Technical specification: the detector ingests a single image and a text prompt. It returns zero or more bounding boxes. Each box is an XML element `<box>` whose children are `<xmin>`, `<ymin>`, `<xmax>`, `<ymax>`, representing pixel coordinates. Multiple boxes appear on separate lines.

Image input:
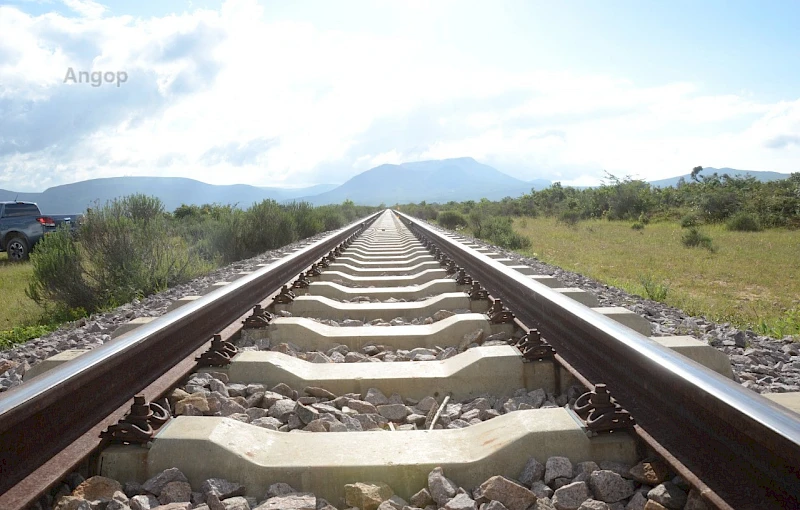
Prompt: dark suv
<box><xmin>0</xmin><ymin>201</ymin><xmax>55</xmax><ymax>261</ymax></box>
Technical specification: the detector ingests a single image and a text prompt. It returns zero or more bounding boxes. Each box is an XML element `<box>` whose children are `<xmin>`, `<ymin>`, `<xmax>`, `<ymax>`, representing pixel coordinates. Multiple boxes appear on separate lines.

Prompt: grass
<box><xmin>0</xmin><ymin>253</ymin><xmax>44</xmax><ymax>329</ymax></box>
<box><xmin>0</xmin><ymin>252</ymin><xmax>61</xmax><ymax>349</ymax></box>
<box><xmin>513</xmin><ymin>217</ymin><xmax>800</xmax><ymax>339</ymax></box>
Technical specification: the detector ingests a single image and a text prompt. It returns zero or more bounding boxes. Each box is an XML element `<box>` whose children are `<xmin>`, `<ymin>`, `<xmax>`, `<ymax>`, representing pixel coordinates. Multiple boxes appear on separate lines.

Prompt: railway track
<box><xmin>1</xmin><ymin>210</ymin><xmax>799</xmax><ymax>510</ymax></box>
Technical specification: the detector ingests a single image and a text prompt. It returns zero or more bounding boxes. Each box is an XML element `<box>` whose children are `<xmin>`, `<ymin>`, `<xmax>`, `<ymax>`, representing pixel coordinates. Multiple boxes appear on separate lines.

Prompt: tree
<box><xmin>691</xmin><ymin>166</ymin><xmax>703</xmax><ymax>182</ymax></box>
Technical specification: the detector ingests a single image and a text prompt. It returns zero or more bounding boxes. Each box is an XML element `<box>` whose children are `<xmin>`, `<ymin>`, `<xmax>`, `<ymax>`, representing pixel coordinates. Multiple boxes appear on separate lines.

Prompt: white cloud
<box><xmin>62</xmin><ymin>0</ymin><xmax>107</xmax><ymax>19</ymax></box>
<box><xmin>1</xmin><ymin>0</ymin><xmax>799</xmax><ymax>193</ymax></box>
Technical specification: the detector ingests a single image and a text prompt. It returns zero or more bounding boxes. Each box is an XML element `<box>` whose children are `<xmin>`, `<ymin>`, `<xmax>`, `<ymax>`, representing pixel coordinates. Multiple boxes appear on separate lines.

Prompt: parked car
<box><xmin>0</xmin><ymin>201</ymin><xmax>80</xmax><ymax>261</ymax></box>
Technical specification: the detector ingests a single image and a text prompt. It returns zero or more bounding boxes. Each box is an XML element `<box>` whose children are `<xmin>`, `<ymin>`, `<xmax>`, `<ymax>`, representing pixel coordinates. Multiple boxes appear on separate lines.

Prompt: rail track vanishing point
<box><xmin>0</xmin><ymin>210</ymin><xmax>798</xmax><ymax>510</ymax></box>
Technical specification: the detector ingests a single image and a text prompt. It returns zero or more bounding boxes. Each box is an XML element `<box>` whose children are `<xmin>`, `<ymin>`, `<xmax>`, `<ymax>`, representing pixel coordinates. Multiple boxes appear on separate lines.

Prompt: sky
<box><xmin>1</xmin><ymin>0</ymin><xmax>799</xmax><ymax>192</ymax></box>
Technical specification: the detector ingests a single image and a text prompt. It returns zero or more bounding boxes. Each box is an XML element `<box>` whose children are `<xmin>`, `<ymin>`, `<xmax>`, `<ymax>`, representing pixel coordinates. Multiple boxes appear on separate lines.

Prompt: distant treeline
<box><xmin>398</xmin><ymin>169</ymin><xmax>800</xmax><ymax>230</ymax></box>
<box><xmin>28</xmin><ymin>195</ymin><xmax>378</xmax><ymax>316</ymax></box>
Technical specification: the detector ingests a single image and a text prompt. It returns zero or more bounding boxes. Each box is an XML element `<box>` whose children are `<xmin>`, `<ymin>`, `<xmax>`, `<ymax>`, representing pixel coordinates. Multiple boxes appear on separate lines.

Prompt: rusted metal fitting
<box><xmin>455</xmin><ymin>268</ymin><xmax>473</xmax><ymax>285</ymax></box>
<box><xmin>272</xmin><ymin>285</ymin><xmax>296</xmax><ymax>304</ymax></box>
<box><xmin>468</xmin><ymin>282</ymin><xmax>489</xmax><ymax>300</ymax></box>
<box><xmin>488</xmin><ymin>299</ymin><xmax>515</xmax><ymax>324</ymax></box>
<box><xmin>242</xmin><ymin>304</ymin><xmax>273</xmax><ymax>330</ymax></box>
<box><xmin>291</xmin><ymin>272</ymin><xmax>311</xmax><ymax>290</ymax></box>
<box><xmin>445</xmin><ymin>260</ymin><xmax>458</xmax><ymax>274</ymax></box>
<box><xmin>307</xmin><ymin>263</ymin><xmax>322</xmax><ymax>277</ymax></box>
<box><xmin>196</xmin><ymin>334</ymin><xmax>238</xmax><ymax>367</ymax></box>
<box><xmin>100</xmin><ymin>395</ymin><xmax>170</xmax><ymax>444</ymax></box>
<box><xmin>319</xmin><ymin>255</ymin><xmax>334</xmax><ymax>268</ymax></box>
<box><xmin>516</xmin><ymin>329</ymin><xmax>556</xmax><ymax>360</ymax></box>
<box><xmin>574</xmin><ymin>384</ymin><xmax>635</xmax><ymax>433</ymax></box>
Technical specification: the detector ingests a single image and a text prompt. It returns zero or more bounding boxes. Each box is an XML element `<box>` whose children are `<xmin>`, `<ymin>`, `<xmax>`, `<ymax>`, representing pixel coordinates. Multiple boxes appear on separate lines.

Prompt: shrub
<box><xmin>754</xmin><ymin>307</ymin><xmax>800</xmax><ymax>338</ymax></box>
<box><xmin>680</xmin><ymin>214</ymin><xmax>699</xmax><ymax>228</ymax></box>
<box><xmin>557</xmin><ymin>210</ymin><xmax>581</xmax><ymax>226</ymax></box>
<box><xmin>468</xmin><ymin>209</ymin><xmax>486</xmax><ymax>237</ymax></box>
<box><xmin>699</xmin><ymin>190</ymin><xmax>740</xmax><ymax>222</ymax></box>
<box><xmin>438</xmin><ymin>210</ymin><xmax>468</xmax><ymax>229</ymax></box>
<box><xmin>285</xmin><ymin>201</ymin><xmax>323</xmax><ymax>239</ymax></box>
<box><xmin>173</xmin><ymin>203</ymin><xmax>200</xmax><ymax>220</ymax></box>
<box><xmin>631</xmin><ymin>222</ymin><xmax>644</xmax><ymax>230</ymax></box>
<box><xmin>26</xmin><ymin>195</ymin><xmax>379</xmax><ymax>318</ymax></box>
<box><xmin>26</xmin><ymin>226</ymin><xmax>98</xmax><ymax>311</ymax></box>
<box><xmin>726</xmin><ymin>212</ymin><xmax>762</xmax><ymax>232</ymax></box>
<box><xmin>80</xmin><ymin>195</ymin><xmax>211</xmax><ymax>306</ymax></box>
<box><xmin>0</xmin><ymin>324</ymin><xmax>56</xmax><ymax>350</ymax></box>
<box><xmin>681</xmin><ymin>227</ymin><xmax>715</xmax><ymax>252</ymax></box>
<box><xmin>317</xmin><ymin>206</ymin><xmax>347</xmax><ymax>231</ymax></box>
<box><xmin>639</xmin><ymin>274</ymin><xmax>669</xmax><ymax>302</ymax></box>
<box><xmin>478</xmin><ymin>216</ymin><xmax>532</xmax><ymax>250</ymax></box>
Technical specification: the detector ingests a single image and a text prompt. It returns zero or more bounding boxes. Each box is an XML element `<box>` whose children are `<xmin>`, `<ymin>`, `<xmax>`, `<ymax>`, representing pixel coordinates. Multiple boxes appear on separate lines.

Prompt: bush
<box><xmin>438</xmin><ymin>210</ymin><xmax>468</xmax><ymax>229</ymax></box>
<box><xmin>557</xmin><ymin>210</ymin><xmax>581</xmax><ymax>226</ymax></box>
<box><xmin>631</xmin><ymin>222</ymin><xmax>644</xmax><ymax>230</ymax></box>
<box><xmin>478</xmin><ymin>216</ymin><xmax>531</xmax><ymax>250</ymax></box>
<box><xmin>317</xmin><ymin>206</ymin><xmax>347</xmax><ymax>231</ymax></box>
<box><xmin>26</xmin><ymin>194</ymin><xmax>379</xmax><ymax>320</ymax></box>
<box><xmin>285</xmin><ymin>201</ymin><xmax>323</xmax><ymax>239</ymax></box>
<box><xmin>0</xmin><ymin>324</ymin><xmax>56</xmax><ymax>350</ymax></box>
<box><xmin>699</xmin><ymin>190</ymin><xmax>740</xmax><ymax>222</ymax></box>
<box><xmin>78</xmin><ymin>195</ymin><xmax>211</xmax><ymax>307</ymax></box>
<box><xmin>639</xmin><ymin>275</ymin><xmax>669</xmax><ymax>302</ymax></box>
<box><xmin>681</xmin><ymin>227</ymin><xmax>715</xmax><ymax>252</ymax></box>
<box><xmin>26</xmin><ymin>226</ymin><xmax>98</xmax><ymax>311</ymax></box>
<box><xmin>680</xmin><ymin>214</ymin><xmax>699</xmax><ymax>228</ymax></box>
<box><xmin>726</xmin><ymin>212</ymin><xmax>762</xmax><ymax>232</ymax></box>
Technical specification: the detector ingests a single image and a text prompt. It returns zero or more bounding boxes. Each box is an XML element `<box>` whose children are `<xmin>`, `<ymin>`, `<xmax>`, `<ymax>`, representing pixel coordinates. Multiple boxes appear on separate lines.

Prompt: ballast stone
<box><xmin>552</xmin><ymin>481</ymin><xmax>591</xmax><ymax>510</ymax></box>
<box><xmin>479</xmin><ymin>476</ymin><xmax>537</xmax><ymax>510</ymax></box>
<box><xmin>587</xmin><ymin>470</ymin><xmax>633</xmax><ymax>503</ymax></box>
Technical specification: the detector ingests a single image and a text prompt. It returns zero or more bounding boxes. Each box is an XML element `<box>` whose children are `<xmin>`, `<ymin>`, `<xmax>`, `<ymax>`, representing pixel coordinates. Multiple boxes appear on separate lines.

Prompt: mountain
<box><xmin>0</xmin><ymin>158</ymin><xmax>548</xmax><ymax>211</ymax></box>
<box><xmin>0</xmin><ymin>177</ymin><xmax>338</xmax><ymax>214</ymax></box>
<box><xmin>301</xmin><ymin>157</ymin><xmax>549</xmax><ymax>205</ymax></box>
<box><xmin>649</xmin><ymin>168</ymin><xmax>792</xmax><ymax>187</ymax></box>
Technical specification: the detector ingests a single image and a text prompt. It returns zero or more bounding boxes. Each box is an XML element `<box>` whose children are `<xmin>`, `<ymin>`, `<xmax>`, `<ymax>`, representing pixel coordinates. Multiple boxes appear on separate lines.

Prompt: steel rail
<box><xmin>0</xmin><ymin>212</ymin><xmax>381</xmax><ymax>508</ymax></box>
<box><xmin>396</xmin><ymin>211</ymin><xmax>800</xmax><ymax>510</ymax></box>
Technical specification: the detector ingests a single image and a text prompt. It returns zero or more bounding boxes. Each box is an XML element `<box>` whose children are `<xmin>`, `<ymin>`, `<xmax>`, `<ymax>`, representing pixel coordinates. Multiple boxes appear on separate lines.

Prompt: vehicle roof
<box><xmin>0</xmin><ymin>201</ymin><xmax>38</xmax><ymax>205</ymax></box>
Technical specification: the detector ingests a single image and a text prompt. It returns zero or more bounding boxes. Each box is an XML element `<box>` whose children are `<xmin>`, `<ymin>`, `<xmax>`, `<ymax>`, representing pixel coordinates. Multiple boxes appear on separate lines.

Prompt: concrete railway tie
<box><xmin>13</xmin><ymin>209</ymin><xmax>798</xmax><ymax>510</ymax></box>
<box><xmin>98</xmin><ymin>212</ymin><xmax>716</xmax><ymax>505</ymax></box>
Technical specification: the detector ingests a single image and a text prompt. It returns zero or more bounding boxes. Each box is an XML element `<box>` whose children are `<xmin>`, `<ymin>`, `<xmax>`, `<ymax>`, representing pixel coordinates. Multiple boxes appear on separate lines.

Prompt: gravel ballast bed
<box><xmin>37</xmin><ymin>460</ymin><xmax>710</xmax><ymax>510</ymax></box>
<box><xmin>170</xmin><ymin>374</ymin><xmax>575</xmax><ymax>433</ymax></box>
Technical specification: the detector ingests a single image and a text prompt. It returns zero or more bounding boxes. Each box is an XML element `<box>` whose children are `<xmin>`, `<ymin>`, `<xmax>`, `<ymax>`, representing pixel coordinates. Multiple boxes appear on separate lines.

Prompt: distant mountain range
<box><xmin>648</xmin><ymin>167</ymin><xmax>792</xmax><ymax>187</ymax></box>
<box><xmin>0</xmin><ymin>178</ymin><xmax>338</xmax><ymax>214</ymax></box>
<box><xmin>0</xmin><ymin>160</ymin><xmax>792</xmax><ymax>213</ymax></box>
<box><xmin>299</xmin><ymin>158</ymin><xmax>551</xmax><ymax>205</ymax></box>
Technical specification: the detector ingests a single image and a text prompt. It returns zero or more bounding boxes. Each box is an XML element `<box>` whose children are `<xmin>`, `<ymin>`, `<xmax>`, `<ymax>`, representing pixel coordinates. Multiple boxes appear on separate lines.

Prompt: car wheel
<box><xmin>7</xmin><ymin>236</ymin><xmax>29</xmax><ymax>261</ymax></box>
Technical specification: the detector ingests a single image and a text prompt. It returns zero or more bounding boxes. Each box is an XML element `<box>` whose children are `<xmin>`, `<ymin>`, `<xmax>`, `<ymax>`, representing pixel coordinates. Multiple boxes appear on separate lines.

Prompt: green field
<box><xmin>513</xmin><ymin>217</ymin><xmax>800</xmax><ymax>338</ymax></box>
<box><xmin>0</xmin><ymin>253</ymin><xmax>43</xmax><ymax>329</ymax></box>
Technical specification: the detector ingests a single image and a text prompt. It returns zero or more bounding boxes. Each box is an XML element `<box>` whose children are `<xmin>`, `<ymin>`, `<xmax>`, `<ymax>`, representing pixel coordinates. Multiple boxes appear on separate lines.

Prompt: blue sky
<box><xmin>1</xmin><ymin>0</ymin><xmax>799</xmax><ymax>191</ymax></box>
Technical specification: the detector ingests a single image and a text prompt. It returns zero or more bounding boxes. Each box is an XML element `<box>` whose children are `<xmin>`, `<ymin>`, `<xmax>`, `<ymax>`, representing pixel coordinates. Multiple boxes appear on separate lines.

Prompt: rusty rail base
<box><xmin>398</xmin><ymin>211</ymin><xmax>800</xmax><ymax>510</ymax></box>
<box><xmin>0</xmin><ymin>212</ymin><xmax>381</xmax><ymax>509</ymax></box>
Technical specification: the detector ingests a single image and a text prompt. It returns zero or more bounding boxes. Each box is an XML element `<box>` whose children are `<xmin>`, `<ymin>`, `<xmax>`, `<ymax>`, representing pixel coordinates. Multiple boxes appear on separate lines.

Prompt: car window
<box><xmin>2</xmin><ymin>204</ymin><xmax>40</xmax><ymax>217</ymax></box>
